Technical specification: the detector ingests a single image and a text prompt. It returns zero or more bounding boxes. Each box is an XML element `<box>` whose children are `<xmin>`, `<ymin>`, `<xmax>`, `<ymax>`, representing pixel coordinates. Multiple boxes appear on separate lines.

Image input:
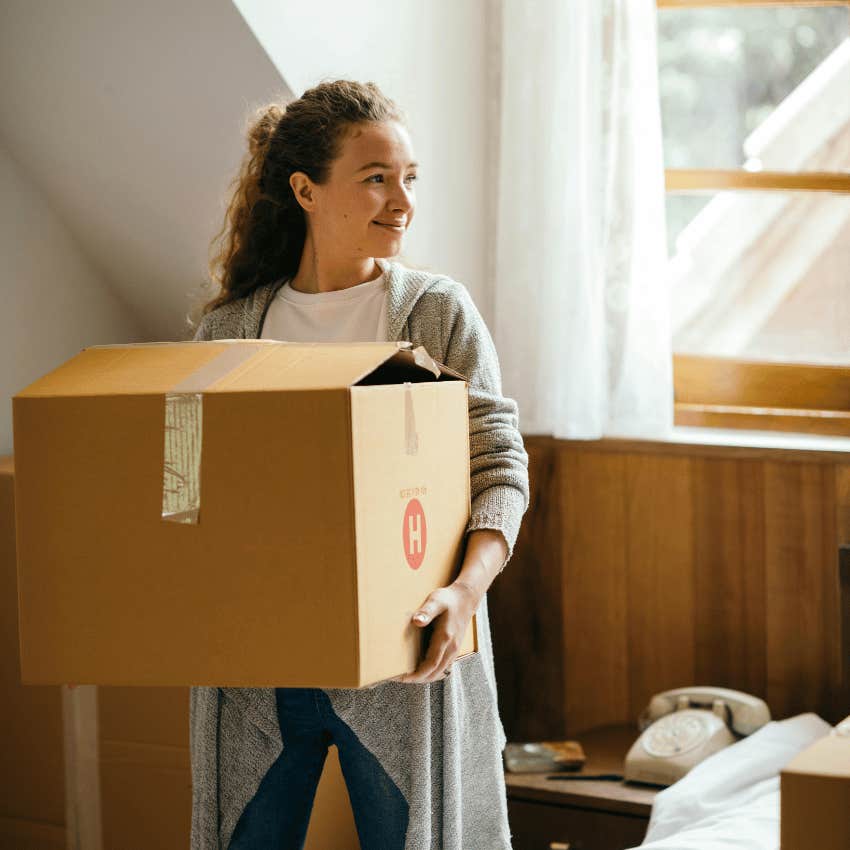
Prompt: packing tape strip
<box><xmin>404</xmin><ymin>384</ymin><xmax>418</xmax><ymax>456</ymax></box>
<box><xmin>409</xmin><ymin>345</ymin><xmax>441</xmax><ymax>379</ymax></box>
<box><xmin>402</xmin><ymin>345</ymin><xmax>444</xmax><ymax>456</ymax></box>
<box><xmin>162</xmin><ymin>344</ymin><xmax>270</xmax><ymax>524</ymax></box>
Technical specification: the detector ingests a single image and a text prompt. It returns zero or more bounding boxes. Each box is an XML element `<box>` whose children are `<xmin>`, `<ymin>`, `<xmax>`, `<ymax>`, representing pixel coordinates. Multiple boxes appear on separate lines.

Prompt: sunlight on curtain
<box><xmin>492</xmin><ymin>0</ymin><xmax>672</xmax><ymax>439</ymax></box>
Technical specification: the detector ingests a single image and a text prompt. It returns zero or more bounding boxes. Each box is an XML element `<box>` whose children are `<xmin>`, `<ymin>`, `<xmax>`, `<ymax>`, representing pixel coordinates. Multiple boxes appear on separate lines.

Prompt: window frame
<box><xmin>658</xmin><ymin>0</ymin><xmax>850</xmax><ymax>437</ymax></box>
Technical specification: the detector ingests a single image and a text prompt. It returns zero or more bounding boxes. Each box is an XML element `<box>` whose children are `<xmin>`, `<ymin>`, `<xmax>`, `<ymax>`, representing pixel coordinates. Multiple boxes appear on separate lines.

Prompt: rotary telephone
<box><xmin>624</xmin><ymin>686</ymin><xmax>771</xmax><ymax>787</ymax></box>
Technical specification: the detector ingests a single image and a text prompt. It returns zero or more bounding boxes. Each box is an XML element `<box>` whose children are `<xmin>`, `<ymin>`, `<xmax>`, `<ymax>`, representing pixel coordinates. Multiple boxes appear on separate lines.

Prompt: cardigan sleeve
<box><xmin>191</xmin><ymin>313</ymin><xmax>212</xmax><ymax>342</ymax></box>
<box><xmin>439</xmin><ymin>282</ymin><xmax>530</xmax><ymax>573</ymax></box>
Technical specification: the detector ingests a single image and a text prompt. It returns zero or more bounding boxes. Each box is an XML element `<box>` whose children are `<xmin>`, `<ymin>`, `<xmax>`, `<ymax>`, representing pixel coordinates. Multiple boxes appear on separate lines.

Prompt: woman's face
<box><xmin>291</xmin><ymin>120</ymin><xmax>418</xmax><ymax>259</ymax></box>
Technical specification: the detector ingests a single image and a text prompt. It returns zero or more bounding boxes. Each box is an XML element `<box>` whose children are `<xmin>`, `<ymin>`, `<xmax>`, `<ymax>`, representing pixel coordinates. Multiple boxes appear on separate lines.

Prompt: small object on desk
<box><xmin>504</xmin><ymin>740</ymin><xmax>586</xmax><ymax>773</ymax></box>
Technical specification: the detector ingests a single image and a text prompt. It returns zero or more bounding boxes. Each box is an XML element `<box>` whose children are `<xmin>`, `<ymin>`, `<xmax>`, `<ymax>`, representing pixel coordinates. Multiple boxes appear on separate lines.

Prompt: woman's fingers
<box><xmin>398</xmin><ymin>630</ymin><xmax>444</xmax><ymax>683</ymax></box>
<box><xmin>417</xmin><ymin>631</ymin><xmax>459</xmax><ymax>683</ymax></box>
<box><xmin>395</xmin><ymin>585</ymin><xmax>472</xmax><ymax>684</ymax></box>
<box><xmin>427</xmin><ymin>639</ymin><xmax>458</xmax><ymax>682</ymax></box>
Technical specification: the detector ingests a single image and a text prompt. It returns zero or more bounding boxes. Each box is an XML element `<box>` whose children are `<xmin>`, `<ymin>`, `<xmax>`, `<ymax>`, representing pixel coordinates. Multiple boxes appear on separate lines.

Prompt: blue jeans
<box><xmin>227</xmin><ymin>687</ymin><xmax>409</xmax><ymax>849</ymax></box>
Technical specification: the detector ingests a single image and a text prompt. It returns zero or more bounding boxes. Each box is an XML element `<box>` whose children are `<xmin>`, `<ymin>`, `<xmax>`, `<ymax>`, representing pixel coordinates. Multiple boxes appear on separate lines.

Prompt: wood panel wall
<box><xmin>489</xmin><ymin>436</ymin><xmax>850</xmax><ymax>742</ymax></box>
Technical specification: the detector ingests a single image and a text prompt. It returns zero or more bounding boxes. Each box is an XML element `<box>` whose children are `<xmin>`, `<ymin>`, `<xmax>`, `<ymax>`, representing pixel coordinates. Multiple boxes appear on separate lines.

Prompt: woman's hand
<box><xmin>392</xmin><ymin>580</ymin><xmax>481</xmax><ymax>684</ymax></box>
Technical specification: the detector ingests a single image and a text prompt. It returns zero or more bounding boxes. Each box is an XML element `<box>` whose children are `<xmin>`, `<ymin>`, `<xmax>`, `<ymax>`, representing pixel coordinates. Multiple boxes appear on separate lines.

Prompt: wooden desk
<box><xmin>505</xmin><ymin>725</ymin><xmax>659</xmax><ymax>850</ymax></box>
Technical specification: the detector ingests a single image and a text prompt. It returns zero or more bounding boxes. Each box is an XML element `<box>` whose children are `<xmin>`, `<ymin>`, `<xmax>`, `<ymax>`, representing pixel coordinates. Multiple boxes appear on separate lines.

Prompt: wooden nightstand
<box><xmin>504</xmin><ymin>725</ymin><xmax>660</xmax><ymax>850</ymax></box>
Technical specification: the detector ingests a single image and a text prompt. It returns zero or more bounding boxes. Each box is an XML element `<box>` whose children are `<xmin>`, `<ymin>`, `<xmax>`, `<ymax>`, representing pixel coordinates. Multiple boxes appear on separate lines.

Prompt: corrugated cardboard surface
<box><xmin>351</xmin><ymin>381</ymin><xmax>476</xmax><ymax>685</ymax></box>
<box><xmin>0</xmin><ymin>456</ymin><xmax>66</xmax><ymax>845</ymax></box>
<box><xmin>16</xmin><ymin>341</ymin><xmax>476</xmax><ymax>687</ymax></box>
<box><xmin>780</xmin><ymin>715</ymin><xmax>850</xmax><ymax>850</ymax></box>
<box><xmin>15</xmin><ymin>387</ymin><xmax>360</xmax><ymax>686</ymax></box>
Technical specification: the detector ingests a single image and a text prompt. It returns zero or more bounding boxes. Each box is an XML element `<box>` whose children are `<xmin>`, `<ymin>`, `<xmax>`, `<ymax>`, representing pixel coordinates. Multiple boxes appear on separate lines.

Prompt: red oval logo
<box><xmin>402</xmin><ymin>498</ymin><xmax>427</xmax><ymax>570</ymax></box>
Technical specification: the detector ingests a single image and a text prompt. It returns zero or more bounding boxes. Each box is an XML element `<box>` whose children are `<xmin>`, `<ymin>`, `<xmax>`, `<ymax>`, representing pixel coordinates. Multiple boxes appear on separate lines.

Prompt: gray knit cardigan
<box><xmin>188</xmin><ymin>257</ymin><xmax>530</xmax><ymax>849</ymax></box>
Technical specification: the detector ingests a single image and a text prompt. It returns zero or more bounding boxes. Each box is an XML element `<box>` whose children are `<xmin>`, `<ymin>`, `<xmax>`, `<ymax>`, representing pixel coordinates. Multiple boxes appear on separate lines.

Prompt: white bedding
<box><xmin>627</xmin><ymin>712</ymin><xmax>833</xmax><ymax>850</ymax></box>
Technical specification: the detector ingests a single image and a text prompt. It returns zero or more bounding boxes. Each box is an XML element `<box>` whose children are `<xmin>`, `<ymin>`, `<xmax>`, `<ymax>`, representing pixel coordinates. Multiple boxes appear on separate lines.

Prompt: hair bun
<box><xmin>247</xmin><ymin>104</ymin><xmax>284</xmax><ymax>157</ymax></box>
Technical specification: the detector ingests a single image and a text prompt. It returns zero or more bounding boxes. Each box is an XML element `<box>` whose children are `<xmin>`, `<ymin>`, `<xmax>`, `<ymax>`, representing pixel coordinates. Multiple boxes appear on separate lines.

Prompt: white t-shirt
<box><xmin>260</xmin><ymin>261</ymin><xmax>388</xmax><ymax>343</ymax></box>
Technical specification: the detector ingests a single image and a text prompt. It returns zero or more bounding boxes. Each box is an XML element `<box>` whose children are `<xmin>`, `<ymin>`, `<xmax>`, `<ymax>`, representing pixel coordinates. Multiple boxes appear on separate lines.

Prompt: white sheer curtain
<box><xmin>489</xmin><ymin>0</ymin><xmax>672</xmax><ymax>439</ymax></box>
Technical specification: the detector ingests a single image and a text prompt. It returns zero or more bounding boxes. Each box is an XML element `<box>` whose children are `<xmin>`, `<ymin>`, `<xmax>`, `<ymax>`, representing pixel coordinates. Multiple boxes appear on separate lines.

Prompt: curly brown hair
<box><xmin>191</xmin><ymin>79</ymin><xmax>413</xmax><ymax>324</ymax></box>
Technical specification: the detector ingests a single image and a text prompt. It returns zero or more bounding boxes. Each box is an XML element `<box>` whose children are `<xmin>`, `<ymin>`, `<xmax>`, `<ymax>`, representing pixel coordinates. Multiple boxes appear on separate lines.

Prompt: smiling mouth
<box><xmin>373</xmin><ymin>222</ymin><xmax>405</xmax><ymax>232</ymax></box>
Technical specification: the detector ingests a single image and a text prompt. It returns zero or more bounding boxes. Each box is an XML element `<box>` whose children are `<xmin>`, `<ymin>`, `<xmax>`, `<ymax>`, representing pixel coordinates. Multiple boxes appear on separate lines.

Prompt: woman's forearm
<box><xmin>451</xmin><ymin>528</ymin><xmax>509</xmax><ymax>602</ymax></box>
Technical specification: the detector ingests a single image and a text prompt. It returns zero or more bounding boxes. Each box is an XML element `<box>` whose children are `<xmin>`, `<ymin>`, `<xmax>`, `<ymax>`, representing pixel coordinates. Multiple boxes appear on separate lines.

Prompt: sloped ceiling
<box><xmin>0</xmin><ymin>0</ymin><xmax>291</xmax><ymax>341</ymax></box>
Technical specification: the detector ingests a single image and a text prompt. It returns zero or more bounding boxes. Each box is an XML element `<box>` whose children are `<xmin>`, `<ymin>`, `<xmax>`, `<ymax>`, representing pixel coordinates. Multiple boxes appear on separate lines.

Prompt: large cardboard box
<box><xmin>780</xmin><ymin>714</ymin><xmax>850</xmax><ymax>850</ymax></box>
<box><xmin>14</xmin><ymin>340</ymin><xmax>477</xmax><ymax>688</ymax></box>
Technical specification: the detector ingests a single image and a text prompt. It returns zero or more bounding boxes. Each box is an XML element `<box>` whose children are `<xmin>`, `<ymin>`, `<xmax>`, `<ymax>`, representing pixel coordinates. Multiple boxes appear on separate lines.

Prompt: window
<box><xmin>657</xmin><ymin>0</ymin><xmax>850</xmax><ymax>437</ymax></box>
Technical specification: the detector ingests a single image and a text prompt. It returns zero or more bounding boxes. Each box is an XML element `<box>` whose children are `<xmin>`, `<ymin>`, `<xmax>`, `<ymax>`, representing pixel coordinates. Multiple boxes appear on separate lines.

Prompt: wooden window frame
<box><xmin>658</xmin><ymin>0</ymin><xmax>850</xmax><ymax>437</ymax></box>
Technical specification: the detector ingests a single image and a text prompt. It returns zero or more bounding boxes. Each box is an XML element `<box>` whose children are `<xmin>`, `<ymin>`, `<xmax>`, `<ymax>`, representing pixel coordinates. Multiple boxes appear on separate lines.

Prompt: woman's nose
<box><xmin>390</xmin><ymin>194</ymin><xmax>413</xmax><ymax>217</ymax></box>
<box><xmin>390</xmin><ymin>181</ymin><xmax>414</xmax><ymax>208</ymax></box>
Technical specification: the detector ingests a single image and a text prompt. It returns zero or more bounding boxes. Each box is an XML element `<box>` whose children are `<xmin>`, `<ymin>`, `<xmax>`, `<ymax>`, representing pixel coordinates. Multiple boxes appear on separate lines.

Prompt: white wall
<box><xmin>233</xmin><ymin>0</ymin><xmax>494</xmax><ymax>314</ymax></box>
<box><xmin>0</xmin><ymin>145</ymin><xmax>145</xmax><ymax>455</ymax></box>
<box><xmin>0</xmin><ymin>0</ymin><xmax>292</xmax><ymax>344</ymax></box>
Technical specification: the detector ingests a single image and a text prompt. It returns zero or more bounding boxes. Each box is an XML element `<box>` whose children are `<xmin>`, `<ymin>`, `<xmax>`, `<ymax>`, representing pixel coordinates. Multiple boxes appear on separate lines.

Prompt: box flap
<box><xmin>354</xmin><ymin>346</ymin><xmax>467</xmax><ymax>386</ymax></box>
<box><xmin>13</xmin><ymin>342</ymin><xmax>257</xmax><ymax>397</ymax></box>
<box><xmin>210</xmin><ymin>342</ymin><xmax>463</xmax><ymax>392</ymax></box>
<box><xmin>13</xmin><ymin>340</ymin><xmax>451</xmax><ymax>397</ymax></box>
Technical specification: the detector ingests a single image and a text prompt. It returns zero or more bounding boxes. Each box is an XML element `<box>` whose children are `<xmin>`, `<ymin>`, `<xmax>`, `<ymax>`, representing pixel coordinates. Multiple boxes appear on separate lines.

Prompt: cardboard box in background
<box><xmin>0</xmin><ymin>455</ymin><xmax>65</xmax><ymax>849</ymax></box>
<box><xmin>780</xmin><ymin>714</ymin><xmax>850</xmax><ymax>850</ymax></box>
<box><xmin>98</xmin><ymin>686</ymin><xmax>191</xmax><ymax>849</ymax></box>
<box><xmin>14</xmin><ymin>340</ymin><xmax>476</xmax><ymax>688</ymax></box>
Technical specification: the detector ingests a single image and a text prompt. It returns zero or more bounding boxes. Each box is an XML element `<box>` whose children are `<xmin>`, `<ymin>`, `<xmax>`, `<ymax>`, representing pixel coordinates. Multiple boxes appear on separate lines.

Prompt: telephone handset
<box><xmin>624</xmin><ymin>686</ymin><xmax>771</xmax><ymax>787</ymax></box>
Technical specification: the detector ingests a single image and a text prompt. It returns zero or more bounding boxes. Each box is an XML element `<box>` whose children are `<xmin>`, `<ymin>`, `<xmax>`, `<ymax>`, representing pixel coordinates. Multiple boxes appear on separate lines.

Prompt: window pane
<box><xmin>658</xmin><ymin>6</ymin><xmax>850</xmax><ymax>172</ymax></box>
<box><xmin>667</xmin><ymin>190</ymin><xmax>850</xmax><ymax>366</ymax></box>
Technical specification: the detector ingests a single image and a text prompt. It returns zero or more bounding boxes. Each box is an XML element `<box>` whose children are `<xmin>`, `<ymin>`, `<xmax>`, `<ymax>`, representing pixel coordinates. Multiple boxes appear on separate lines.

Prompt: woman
<box><xmin>189</xmin><ymin>79</ymin><xmax>530</xmax><ymax>850</ymax></box>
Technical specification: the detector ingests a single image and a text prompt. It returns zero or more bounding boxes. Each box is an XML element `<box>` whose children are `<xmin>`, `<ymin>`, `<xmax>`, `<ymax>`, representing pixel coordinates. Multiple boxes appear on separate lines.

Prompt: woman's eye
<box><xmin>366</xmin><ymin>174</ymin><xmax>418</xmax><ymax>184</ymax></box>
